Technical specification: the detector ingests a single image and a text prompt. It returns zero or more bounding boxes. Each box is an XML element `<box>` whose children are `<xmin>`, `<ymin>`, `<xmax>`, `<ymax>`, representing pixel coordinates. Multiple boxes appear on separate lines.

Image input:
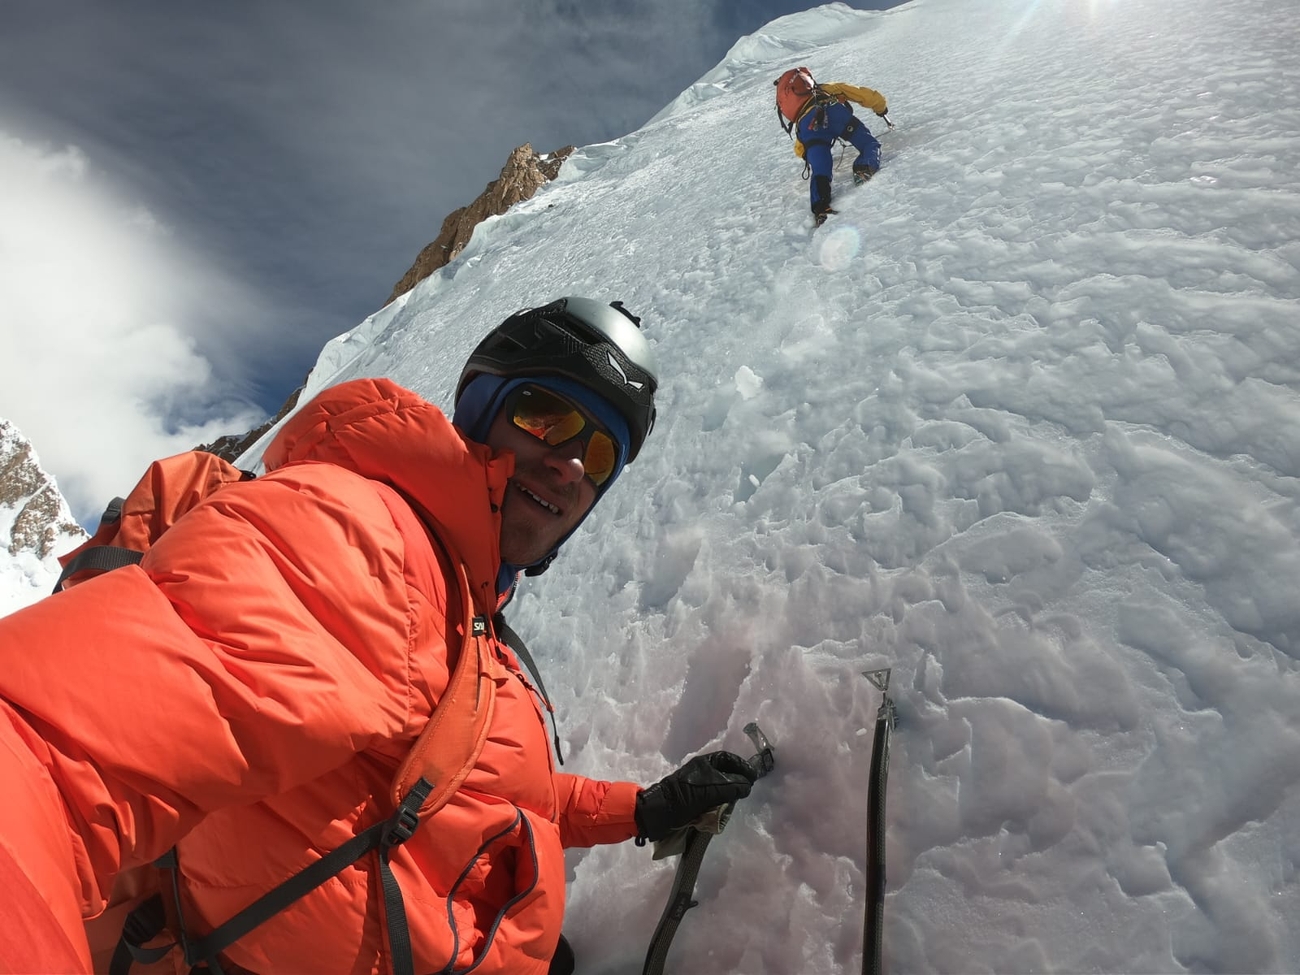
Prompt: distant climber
<box><xmin>774</xmin><ymin>66</ymin><xmax>892</xmax><ymax>226</ymax></box>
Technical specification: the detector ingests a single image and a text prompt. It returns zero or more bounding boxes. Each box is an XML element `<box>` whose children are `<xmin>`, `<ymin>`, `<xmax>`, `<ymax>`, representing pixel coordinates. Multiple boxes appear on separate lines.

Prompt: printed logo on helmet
<box><xmin>607</xmin><ymin>352</ymin><xmax>646</xmax><ymax>390</ymax></box>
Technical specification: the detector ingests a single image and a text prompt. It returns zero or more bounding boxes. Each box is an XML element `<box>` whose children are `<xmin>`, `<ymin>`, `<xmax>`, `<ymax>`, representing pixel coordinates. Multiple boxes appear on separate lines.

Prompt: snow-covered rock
<box><xmin>0</xmin><ymin>418</ymin><xmax>87</xmax><ymax>616</ymax></box>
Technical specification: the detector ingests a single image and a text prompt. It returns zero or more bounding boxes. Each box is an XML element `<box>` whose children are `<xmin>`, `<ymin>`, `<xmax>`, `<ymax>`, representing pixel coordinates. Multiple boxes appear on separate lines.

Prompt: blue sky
<box><xmin>0</xmin><ymin>1</ymin><xmax>899</xmax><ymax>425</ymax></box>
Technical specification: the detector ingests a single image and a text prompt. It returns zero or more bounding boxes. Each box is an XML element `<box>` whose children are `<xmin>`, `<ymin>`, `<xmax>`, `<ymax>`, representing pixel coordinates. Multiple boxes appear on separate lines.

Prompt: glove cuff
<box><xmin>634</xmin><ymin>787</ymin><xmax>653</xmax><ymax>842</ymax></box>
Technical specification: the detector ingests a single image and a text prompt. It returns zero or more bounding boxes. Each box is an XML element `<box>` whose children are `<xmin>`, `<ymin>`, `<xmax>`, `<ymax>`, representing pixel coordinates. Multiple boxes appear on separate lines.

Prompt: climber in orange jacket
<box><xmin>0</xmin><ymin>297</ymin><xmax>757</xmax><ymax>975</ymax></box>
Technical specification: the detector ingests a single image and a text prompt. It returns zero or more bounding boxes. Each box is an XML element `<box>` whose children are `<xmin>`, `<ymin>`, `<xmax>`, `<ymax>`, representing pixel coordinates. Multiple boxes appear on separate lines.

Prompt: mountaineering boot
<box><xmin>853</xmin><ymin>165</ymin><xmax>878</xmax><ymax>186</ymax></box>
<box><xmin>813</xmin><ymin>208</ymin><xmax>837</xmax><ymax>228</ymax></box>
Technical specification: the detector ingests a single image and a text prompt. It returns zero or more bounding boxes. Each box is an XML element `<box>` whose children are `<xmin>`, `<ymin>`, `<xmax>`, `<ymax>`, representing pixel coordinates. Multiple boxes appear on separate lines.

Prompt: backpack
<box><xmin>774</xmin><ymin>66</ymin><xmax>819</xmax><ymax>133</ymax></box>
<box><xmin>54</xmin><ymin>450</ymin><xmax>254</xmax><ymax>593</ymax></box>
<box><xmin>61</xmin><ymin>450</ymin><xmax>497</xmax><ymax>975</ymax></box>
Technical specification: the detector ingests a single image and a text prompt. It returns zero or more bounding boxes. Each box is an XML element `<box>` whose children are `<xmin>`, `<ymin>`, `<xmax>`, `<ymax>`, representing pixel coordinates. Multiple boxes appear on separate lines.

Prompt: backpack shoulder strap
<box><xmin>53</xmin><ymin>545</ymin><xmax>144</xmax><ymax>593</ymax></box>
<box><xmin>776</xmin><ymin>101</ymin><xmax>794</xmax><ymax>137</ymax></box>
<box><xmin>809</xmin><ymin>85</ymin><xmax>836</xmax><ymax>110</ymax></box>
<box><xmin>390</xmin><ymin>525</ymin><xmax>497</xmax><ymax>811</ymax></box>
<box><xmin>494</xmin><ymin>613</ymin><xmax>565</xmax><ymax>765</ymax></box>
<box><xmin>112</xmin><ymin>778</ymin><xmax>438</xmax><ymax>975</ymax></box>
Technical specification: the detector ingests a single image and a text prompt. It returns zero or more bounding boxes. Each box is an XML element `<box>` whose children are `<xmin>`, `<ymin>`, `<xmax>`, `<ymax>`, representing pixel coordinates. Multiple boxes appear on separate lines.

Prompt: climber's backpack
<box><xmin>53</xmin><ymin>449</ymin><xmax>254</xmax><ymax>593</ymax></box>
<box><xmin>774</xmin><ymin>66</ymin><xmax>823</xmax><ymax>134</ymax></box>
<box><xmin>60</xmin><ymin>450</ymin><xmax>497</xmax><ymax>975</ymax></box>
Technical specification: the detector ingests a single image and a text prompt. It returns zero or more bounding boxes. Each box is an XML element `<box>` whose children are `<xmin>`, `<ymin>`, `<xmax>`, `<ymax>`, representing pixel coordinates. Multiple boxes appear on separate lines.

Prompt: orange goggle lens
<box><xmin>508</xmin><ymin>385</ymin><xmax>619</xmax><ymax>486</ymax></box>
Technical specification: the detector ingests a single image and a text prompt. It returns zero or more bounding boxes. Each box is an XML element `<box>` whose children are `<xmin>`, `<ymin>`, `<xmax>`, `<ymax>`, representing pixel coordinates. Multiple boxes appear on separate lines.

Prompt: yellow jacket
<box><xmin>792</xmin><ymin>82</ymin><xmax>889</xmax><ymax>158</ymax></box>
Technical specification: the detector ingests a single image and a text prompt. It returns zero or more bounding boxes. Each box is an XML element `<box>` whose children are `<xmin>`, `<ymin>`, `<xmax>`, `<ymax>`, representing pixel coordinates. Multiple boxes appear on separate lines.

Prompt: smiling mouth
<box><xmin>514</xmin><ymin>480</ymin><xmax>560</xmax><ymax>515</ymax></box>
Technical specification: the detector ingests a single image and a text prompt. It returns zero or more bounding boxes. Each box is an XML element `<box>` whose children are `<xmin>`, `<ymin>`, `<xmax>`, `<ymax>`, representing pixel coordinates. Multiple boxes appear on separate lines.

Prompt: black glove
<box><xmin>634</xmin><ymin>751</ymin><xmax>759</xmax><ymax>843</ymax></box>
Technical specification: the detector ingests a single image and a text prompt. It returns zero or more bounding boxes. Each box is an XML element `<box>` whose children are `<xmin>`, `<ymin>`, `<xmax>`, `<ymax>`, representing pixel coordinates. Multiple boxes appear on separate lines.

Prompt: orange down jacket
<box><xmin>0</xmin><ymin>377</ymin><xmax>641</xmax><ymax>974</ymax></box>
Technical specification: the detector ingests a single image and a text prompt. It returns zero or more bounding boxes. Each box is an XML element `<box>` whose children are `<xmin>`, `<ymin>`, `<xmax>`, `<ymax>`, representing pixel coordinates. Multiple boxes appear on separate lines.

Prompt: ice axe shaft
<box><xmin>861</xmin><ymin>669</ymin><xmax>894</xmax><ymax>975</ymax></box>
<box><xmin>744</xmin><ymin>721</ymin><xmax>775</xmax><ymax>778</ymax></box>
<box><xmin>642</xmin><ymin>721</ymin><xmax>777</xmax><ymax>975</ymax></box>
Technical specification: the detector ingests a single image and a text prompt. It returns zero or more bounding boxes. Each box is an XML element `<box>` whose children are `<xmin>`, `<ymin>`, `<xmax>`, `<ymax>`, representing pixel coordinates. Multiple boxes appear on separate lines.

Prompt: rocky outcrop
<box><xmin>387</xmin><ymin>143</ymin><xmax>574</xmax><ymax>303</ymax></box>
<box><xmin>0</xmin><ymin>419</ymin><xmax>85</xmax><ymax>560</ymax></box>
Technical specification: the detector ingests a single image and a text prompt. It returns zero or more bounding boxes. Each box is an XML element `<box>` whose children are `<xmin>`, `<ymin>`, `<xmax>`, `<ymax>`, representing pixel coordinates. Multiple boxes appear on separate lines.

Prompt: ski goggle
<box><xmin>505</xmin><ymin>384</ymin><xmax>620</xmax><ymax>487</ymax></box>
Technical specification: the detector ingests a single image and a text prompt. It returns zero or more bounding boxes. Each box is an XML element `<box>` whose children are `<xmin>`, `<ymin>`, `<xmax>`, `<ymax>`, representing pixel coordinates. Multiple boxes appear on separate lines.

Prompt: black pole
<box><xmin>861</xmin><ymin>671</ymin><xmax>895</xmax><ymax>975</ymax></box>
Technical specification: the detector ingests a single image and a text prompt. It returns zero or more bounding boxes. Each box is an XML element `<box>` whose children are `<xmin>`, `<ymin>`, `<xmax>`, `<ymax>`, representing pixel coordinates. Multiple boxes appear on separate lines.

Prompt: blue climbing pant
<box><xmin>798</xmin><ymin>100</ymin><xmax>881</xmax><ymax>214</ymax></box>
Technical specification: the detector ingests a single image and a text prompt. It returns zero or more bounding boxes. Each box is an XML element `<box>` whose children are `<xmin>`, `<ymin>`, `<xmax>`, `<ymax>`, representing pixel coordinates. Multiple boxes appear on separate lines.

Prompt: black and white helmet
<box><xmin>456</xmin><ymin>297</ymin><xmax>658</xmax><ymax>461</ymax></box>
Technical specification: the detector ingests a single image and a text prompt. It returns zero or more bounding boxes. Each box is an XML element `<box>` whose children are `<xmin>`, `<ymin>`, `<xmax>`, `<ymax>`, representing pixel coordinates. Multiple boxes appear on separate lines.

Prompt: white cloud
<box><xmin>0</xmin><ymin>131</ymin><xmax>264</xmax><ymax>525</ymax></box>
